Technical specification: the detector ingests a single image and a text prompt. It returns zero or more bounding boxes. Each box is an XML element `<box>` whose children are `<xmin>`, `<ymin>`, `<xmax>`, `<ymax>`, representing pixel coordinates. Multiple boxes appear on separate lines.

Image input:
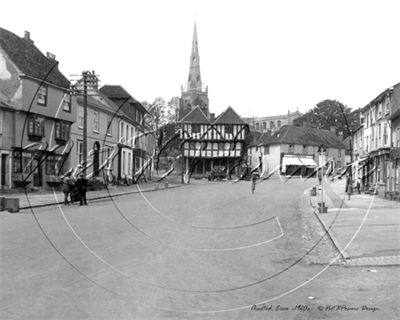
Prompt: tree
<box><xmin>292</xmin><ymin>99</ymin><xmax>360</xmax><ymax>139</ymax></box>
<box><xmin>142</xmin><ymin>97</ymin><xmax>167</xmax><ymax>131</ymax></box>
<box><xmin>166</xmin><ymin>96</ymin><xmax>180</xmax><ymax>123</ymax></box>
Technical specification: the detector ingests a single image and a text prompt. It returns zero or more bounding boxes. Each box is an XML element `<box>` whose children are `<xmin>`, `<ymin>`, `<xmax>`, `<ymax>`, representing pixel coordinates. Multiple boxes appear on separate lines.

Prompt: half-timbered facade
<box><xmin>179</xmin><ymin>106</ymin><xmax>248</xmax><ymax>177</ymax></box>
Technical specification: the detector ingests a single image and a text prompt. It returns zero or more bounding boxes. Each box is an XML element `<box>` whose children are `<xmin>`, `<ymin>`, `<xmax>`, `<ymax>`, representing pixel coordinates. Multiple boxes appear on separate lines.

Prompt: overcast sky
<box><xmin>1</xmin><ymin>0</ymin><xmax>399</xmax><ymax>118</ymax></box>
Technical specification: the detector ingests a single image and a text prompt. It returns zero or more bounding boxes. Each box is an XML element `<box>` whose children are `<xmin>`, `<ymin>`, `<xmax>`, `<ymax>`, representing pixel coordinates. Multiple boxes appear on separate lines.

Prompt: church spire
<box><xmin>188</xmin><ymin>22</ymin><xmax>202</xmax><ymax>91</ymax></box>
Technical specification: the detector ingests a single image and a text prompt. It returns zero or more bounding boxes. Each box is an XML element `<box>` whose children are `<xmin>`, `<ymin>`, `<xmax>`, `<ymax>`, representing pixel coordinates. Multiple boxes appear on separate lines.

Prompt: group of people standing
<box><xmin>61</xmin><ymin>173</ymin><xmax>88</xmax><ymax>206</ymax></box>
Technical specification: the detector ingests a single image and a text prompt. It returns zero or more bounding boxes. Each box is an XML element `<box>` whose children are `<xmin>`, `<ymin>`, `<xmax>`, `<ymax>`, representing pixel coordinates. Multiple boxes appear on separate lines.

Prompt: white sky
<box><xmin>1</xmin><ymin>0</ymin><xmax>399</xmax><ymax>118</ymax></box>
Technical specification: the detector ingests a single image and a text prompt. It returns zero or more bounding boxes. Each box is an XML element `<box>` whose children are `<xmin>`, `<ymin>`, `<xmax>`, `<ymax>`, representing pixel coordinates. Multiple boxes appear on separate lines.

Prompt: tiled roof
<box><xmin>99</xmin><ymin>85</ymin><xmax>134</xmax><ymax>100</ymax></box>
<box><xmin>179</xmin><ymin>106</ymin><xmax>210</xmax><ymax>123</ymax></box>
<box><xmin>0</xmin><ymin>28</ymin><xmax>70</xmax><ymax>89</ymax></box>
<box><xmin>258</xmin><ymin>125</ymin><xmax>345</xmax><ymax>149</ymax></box>
<box><xmin>214</xmin><ymin>106</ymin><xmax>247</xmax><ymax>125</ymax></box>
<box><xmin>99</xmin><ymin>85</ymin><xmax>147</xmax><ymax>121</ymax></box>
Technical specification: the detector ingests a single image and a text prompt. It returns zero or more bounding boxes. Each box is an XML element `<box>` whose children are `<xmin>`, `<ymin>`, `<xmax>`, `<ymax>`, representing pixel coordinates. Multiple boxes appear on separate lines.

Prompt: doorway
<box><xmin>1</xmin><ymin>154</ymin><xmax>7</xmax><ymax>187</ymax></box>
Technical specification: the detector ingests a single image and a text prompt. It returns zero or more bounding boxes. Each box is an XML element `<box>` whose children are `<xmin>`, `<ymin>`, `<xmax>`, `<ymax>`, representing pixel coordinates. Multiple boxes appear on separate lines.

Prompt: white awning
<box><xmin>298</xmin><ymin>158</ymin><xmax>317</xmax><ymax>167</ymax></box>
<box><xmin>282</xmin><ymin>157</ymin><xmax>302</xmax><ymax>172</ymax></box>
<box><xmin>283</xmin><ymin>157</ymin><xmax>302</xmax><ymax>166</ymax></box>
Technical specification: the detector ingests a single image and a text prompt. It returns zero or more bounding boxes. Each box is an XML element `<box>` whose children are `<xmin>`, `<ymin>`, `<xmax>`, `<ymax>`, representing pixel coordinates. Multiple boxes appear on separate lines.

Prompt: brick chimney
<box><xmin>338</xmin><ymin>131</ymin><xmax>344</xmax><ymax>141</ymax></box>
<box><xmin>23</xmin><ymin>31</ymin><xmax>34</xmax><ymax>44</ymax></box>
<box><xmin>330</xmin><ymin>126</ymin><xmax>337</xmax><ymax>135</ymax></box>
<box><xmin>46</xmin><ymin>52</ymin><xmax>56</xmax><ymax>60</ymax></box>
<box><xmin>210</xmin><ymin>113</ymin><xmax>215</xmax><ymax>122</ymax></box>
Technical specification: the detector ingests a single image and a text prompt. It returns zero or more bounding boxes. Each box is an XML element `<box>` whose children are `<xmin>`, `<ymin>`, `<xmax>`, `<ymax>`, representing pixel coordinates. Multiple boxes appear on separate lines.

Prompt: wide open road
<box><xmin>1</xmin><ymin>177</ymin><xmax>398</xmax><ymax>319</ymax></box>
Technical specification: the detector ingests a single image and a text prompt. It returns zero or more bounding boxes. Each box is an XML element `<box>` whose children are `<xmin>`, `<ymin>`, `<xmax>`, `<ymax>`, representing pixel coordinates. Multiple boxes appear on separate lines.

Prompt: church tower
<box><xmin>179</xmin><ymin>22</ymin><xmax>209</xmax><ymax>120</ymax></box>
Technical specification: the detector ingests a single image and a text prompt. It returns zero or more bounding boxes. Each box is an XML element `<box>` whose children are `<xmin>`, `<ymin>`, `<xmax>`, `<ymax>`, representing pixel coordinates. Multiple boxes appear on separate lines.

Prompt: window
<box><xmin>289</xmin><ymin>144</ymin><xmax>294</xmax><ymax>153</ymax></box>
<box><xmin>219</xmin><ymin>142</ymin><xmax>224</xmax><ymax>150</ymax></box>
<box><xmin>378</xmin><ymin>102</ymin><xmax>382</xmax><ymax>119</ymax></box>
<box><xmin>256</xmin><ymin>146</ymin><xmax>258</xmax><ymax>152</ymax></box>
<box><xmin>264</xmin><ymin>145</ymin><xmax>270</xmax><ymax>154</ymax></box>
<box><xmin>46</xmin><ymin>155</ymin><xmax>61</xmax><ymax>175</ymax></box>
<box><xmin>13</xmin><ymin>151</ymin><xmax>32</xmax><ymax>173</ymax></box>
<box><xmin>270</xmin><ymin>121</ymin><xmax>274</xmax><ymax>129</ymax></box>
<box><xmin>126</xmin><ymin>125</ymin><xmax>129</xmax><ymax>144</ymax></box>
<box><xmin>383</xmin><ymin>123</ymin><xmax>388</xmax><ymax>145</ymax></box>
<box><xmin>78</xmin><ymin>106</ymin><xmax>84</xmax><ymax>128</ymax></box>
<box><xmin>120</xmin><ymin>122</ymin><xmax>124</xmax><ymax>142</ymax></box>
<box><xmin>277</xmin><ymin>120</ymin><xmax>281</xmax><ymax>127</ymax></box>
<box><xmin>378</xmin><ymin>123</ymin><xmax>382</xmax><ymax>146</ymax></box>
<box><xmin>225</xmin><ymin>125</ymin><xmax>233</xmax><ymax>134</ymax></box>
<box><xmin>77</xmin><ymin>140</ymin><xmax>83</xmax><ymax>166</ymax></box>
<box><xmin>38</xmin><ymin>86</ymin><xmax>47</xmax><ymax>105</ymax></box>
<box><xmin>136</xmin><ymin>110</ymin><xmax>139</xmax><ymax>123</ymax></box>
<box><xmin>397</xmin><ymin>128</ymin><xmax>400</xmax><ymax>147</ymax></box>
<box><xmin>0</xmin><ymin>110</ymin><xmax>2</xmax><ymax>134</ymax></box>
<box><xmin>366</xmin><ymin>113</ymin><xmax>369</xmax><ymax>127</ymax></box>
<box><xmin>55</xmin><ymin>121</ymin><xmax>70</xmax><ymax>140</ymax></box>
<box><xmin>262</xmin><ymin>122</ymin><xmax>266</xmax><ymax>130</ymax></box>
<box><xmin>130</xmin><ymin>127</ymin><xmax>134</xmax><ymax>146</ymax></box>
<box><xmin>337</xmin><ymin>161</ymin><xmax>341</xmax><ymax>168</ymax></box>
<box><xmin>385</xmin><ymin>95</ymin><xmax>390</xmax><ymax>114</ymax></box>
<box><xmin>338</xmin><ymin>148</ymin><xmax>341</xmax><ymax>157</ymax></box>
<box><xmin>28</xmin><ymin>115</ymin><xmax>45</xmax><ymax>136</ymax></box>
<box><xmin>93</xmin><ymin>111</ymin><xmax>99</xmax><ymax>132</ymax></box>
<box><xmin>255</xmin><ymin>123</ymin><xmax>260</xmax><ymax>131</ymax></box>
<box><xmin>302</xmin><ymin>145</ymin><xmax>308</xmax><ymax>154</ymax></box>
<box><xmin>107</xmin><ymin>116</ymin><xmax>112</xmax><ymax>135</ymax></box>
<box><xmin>63</xmin><ymin>94</ymin><xmax>71</xmax><ymax>112</ymax></box>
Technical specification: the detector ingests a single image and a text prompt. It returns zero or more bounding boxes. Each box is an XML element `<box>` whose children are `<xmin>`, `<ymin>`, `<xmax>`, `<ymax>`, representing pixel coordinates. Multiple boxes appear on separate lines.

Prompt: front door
<box><xmin>1</xmin><ymin>154</ymin><xmax>7</xmax><ymax>187</ymax></box>
<box><xmin>33</xmin><ymin>157</ymin><xmax>43</xmax><ymax>187</ymax></box>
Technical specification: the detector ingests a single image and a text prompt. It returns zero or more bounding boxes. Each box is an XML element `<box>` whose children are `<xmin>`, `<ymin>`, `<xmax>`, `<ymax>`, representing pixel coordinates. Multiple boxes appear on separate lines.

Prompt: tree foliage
<box><xmin>166</xmin><ymin>96</ymin><xmax>180</xmax><ymax>123</ymax></box>
<box><xmin>292</xmin><ymin>99</ymin><xmax>360</xmax><ymax>139</ymax></box>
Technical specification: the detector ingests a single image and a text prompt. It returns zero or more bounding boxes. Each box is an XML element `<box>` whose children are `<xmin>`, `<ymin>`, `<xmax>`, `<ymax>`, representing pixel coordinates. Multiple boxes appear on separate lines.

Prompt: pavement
<box><xmin>1</xmin><ymin>175</ymin><xmax>184</xmax><ymax>210</ymax></box>
<box><xmin>309</xmin><ymin>177</ymin><xmax>400</xmax><ymax>267</ymax></box>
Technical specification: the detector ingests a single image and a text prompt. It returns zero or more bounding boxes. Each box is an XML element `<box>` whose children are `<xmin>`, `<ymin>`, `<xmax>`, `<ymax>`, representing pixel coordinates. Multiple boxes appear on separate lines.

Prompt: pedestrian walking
<box><xmin>251</xmin><ymin>169</ymin><xmax>260</xmax><ymax>194</ymax></box>
<box><xmin>75</xmin><ymin>174</ymin><xmax>88</xmax><ymax>206</ymax></box>
<box><xmin>356</xmin><ymin>177</ymin><xmax>361</xmax><ymax>194</ymax></box>
<box><xmin>345</xmin><ymin>175</ymin><xmax>353</xmax><ymax>200</ymax></box>
<box><xmin>61</xmin><ymin>173</ymin><xmax>71</xmax><ymax>205</ymax></box>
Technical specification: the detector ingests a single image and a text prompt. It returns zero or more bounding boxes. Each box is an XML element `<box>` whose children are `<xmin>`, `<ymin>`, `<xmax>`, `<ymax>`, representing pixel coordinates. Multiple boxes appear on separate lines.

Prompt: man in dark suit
<box><xmin>75</xmin><ymin>174</ymin><xmax>88</xmax><ymax>206</ymax></box>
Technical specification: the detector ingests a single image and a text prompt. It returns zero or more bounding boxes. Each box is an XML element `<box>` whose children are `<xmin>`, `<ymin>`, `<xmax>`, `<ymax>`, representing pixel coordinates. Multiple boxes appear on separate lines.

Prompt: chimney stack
<box><xmin>330</xmin><ymin>126</ymin><xmax>337</xmax><ymax>135</ymax></box>
<box><xmin>338</xmin><ymin>131</ymin><xmax>344</xmax><ymax>141</ymax></box>
<box><xmin>210</xmin><ymin>113</ymin><xmax>215</xmax><ymax>122</ymax></box>
<box><xmin>23</xmin><ymin>31</ymin><xmax>34</xmax><ymax>44</ymax></box>
<box><xmin>46</xmin><ymin>52</ymin><xmax>56</xmax><ymax>60</ymax></box>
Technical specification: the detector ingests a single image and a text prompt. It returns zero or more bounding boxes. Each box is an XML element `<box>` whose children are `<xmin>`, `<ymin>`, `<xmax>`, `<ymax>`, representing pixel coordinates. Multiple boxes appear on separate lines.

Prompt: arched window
<box><xmin>256</xmin><ymin>123</ymin><xmax>260</xmax><ymax>130</ymax></box>
<box><xmin>277</xmin><ymin>120</ymin><xmax>282</xmax><ymax>127</ymax></box>
<box><xmin>270</xmin><ymin>121</ymin><xmax>274</xmax><ymax>128</ymax></box>
<box><xmin>263</xmin><ymin>122</ymin><xmax>266</xmax><ymax>130</ymax></box>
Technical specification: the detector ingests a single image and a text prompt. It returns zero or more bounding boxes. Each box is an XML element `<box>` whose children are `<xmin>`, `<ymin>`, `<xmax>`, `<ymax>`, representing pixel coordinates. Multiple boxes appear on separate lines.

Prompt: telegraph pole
<box><xmin>83</xmin><ymin>71</ymin><xmax>88</xmax><ymax>174</ymax></box>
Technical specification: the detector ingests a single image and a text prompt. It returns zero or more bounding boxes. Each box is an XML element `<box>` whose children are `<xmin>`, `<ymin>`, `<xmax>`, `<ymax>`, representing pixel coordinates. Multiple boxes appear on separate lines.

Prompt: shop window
<box><xmin>13</xmin><ymin>151</ymin><xmax>32</xmax><ymax>173</ymax></box>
